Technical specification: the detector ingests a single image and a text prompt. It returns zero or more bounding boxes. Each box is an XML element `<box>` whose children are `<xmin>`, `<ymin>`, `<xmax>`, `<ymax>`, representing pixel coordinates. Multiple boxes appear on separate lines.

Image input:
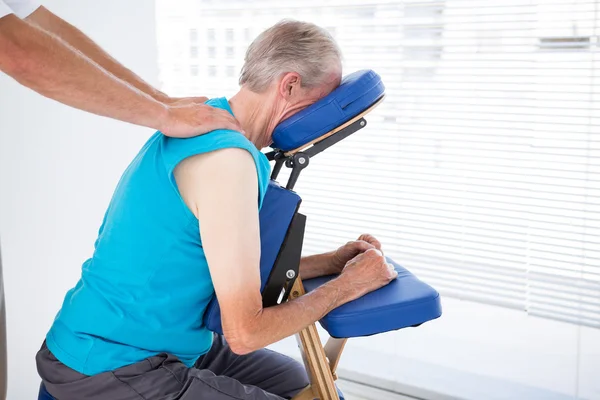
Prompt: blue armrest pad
<box><xmin>204</xmin><ymin>181</ymin><xmax>302</xmax><ymax>334</ymax></box>
<box><xmin>303</xmin><ymin>258</ymin><xmax>442</xmax><ymax>338</ymax></box>
<box><xmin>272</xmin><ymin>69</ymin><xmax>385</xmax><ymax>151</ymax></box>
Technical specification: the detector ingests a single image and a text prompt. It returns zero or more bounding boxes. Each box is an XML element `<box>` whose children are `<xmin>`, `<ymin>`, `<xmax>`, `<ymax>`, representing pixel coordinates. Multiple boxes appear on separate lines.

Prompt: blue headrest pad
<box><xmin>272</xmin><ymin>69</ymin><xmax>385</xmax><ymax>151</ymax></box>
<box><xmin>204</xmin><ymin>180</ymin><xmax>302</xmax><ymax>334</ymax></box>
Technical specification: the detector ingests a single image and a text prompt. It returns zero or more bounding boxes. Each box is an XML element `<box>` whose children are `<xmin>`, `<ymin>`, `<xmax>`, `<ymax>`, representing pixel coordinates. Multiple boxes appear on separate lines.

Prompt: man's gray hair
<box><xmin>239</xmin><ymin>20</ymin><xmax>342</xmax><ymax>92</ymax></box>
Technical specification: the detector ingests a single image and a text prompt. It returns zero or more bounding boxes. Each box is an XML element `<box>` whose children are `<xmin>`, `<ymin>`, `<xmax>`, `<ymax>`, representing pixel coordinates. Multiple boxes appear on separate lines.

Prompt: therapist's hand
<box><xmin>163</xmin><ymin>96</ymin><xmax>209</xmax><ymax>107</ymax></box>
<box><xmin>330</xmin><ymin>233</ymin><xmax>383</xmax><ymax>273</ymax></box>
<box><xmin>160</xmin><ymin>101</ymin><xmax>244</xmax><ymax>138</ymax></box>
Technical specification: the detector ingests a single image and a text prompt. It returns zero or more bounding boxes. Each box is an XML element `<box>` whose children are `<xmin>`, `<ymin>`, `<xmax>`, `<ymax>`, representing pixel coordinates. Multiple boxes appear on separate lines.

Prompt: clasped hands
<box><xmin>300</xmin><ymin>234</ymin><xmax>398</xmax><ymax>299</ymax></box>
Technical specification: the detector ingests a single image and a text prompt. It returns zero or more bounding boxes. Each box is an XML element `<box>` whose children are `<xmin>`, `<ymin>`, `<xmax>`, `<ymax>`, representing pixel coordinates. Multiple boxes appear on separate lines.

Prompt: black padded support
<box><xmin>261</xmin><ymin>212</ymin><xmax>307</xmax><ymax>307</ymax></box>
<box><xmin>262</xmin><ymin>116</ymin><xmax>369</xmax><ymax>304</ymax></box>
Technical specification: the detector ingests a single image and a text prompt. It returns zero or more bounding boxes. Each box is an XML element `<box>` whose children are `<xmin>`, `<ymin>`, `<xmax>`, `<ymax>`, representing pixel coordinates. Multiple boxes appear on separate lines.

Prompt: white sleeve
<box><xmin>0</xmin><ymin>0</ymin><xmax>41</xmax><ymax>19</ymax></box>
<box><xmin>0</xmin><ymin>1</ymin><xmax>14</xmax><ymax>19</ymax></box>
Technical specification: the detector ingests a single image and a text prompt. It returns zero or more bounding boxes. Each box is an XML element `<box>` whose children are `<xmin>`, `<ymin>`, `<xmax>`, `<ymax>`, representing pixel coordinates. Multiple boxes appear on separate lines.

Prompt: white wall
<box><xmin>0</xmin><ymin>0</ymin><xmax>158</xmax><ymax>398</ymax></box>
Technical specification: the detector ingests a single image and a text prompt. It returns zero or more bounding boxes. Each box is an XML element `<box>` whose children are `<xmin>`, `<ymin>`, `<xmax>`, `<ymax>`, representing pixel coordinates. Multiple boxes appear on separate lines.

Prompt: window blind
<box><xmin>156</xmin><ymin>0</ymin><xmax>600</xmax><ymax>328</ymax></box>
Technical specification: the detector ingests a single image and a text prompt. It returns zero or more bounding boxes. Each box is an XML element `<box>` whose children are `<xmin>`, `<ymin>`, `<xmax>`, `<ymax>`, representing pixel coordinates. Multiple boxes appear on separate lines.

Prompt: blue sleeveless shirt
<box><xmin>46</xmin><ymin>98</ymin><xmax>271</xmax><ymax>376</ymax></box>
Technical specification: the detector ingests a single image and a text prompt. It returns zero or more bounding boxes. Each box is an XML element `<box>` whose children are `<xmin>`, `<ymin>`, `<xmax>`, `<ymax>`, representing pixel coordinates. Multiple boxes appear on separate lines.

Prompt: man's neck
<box><xmin>229</xmin><ymin>88</ymin><xmax>277</xmax><ymax>149</ymax></box>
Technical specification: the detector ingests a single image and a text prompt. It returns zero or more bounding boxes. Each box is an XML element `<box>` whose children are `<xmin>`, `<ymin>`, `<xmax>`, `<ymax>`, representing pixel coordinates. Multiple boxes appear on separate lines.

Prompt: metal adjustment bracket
<box><xmin>267</xmin><ymin>116</ymin><xmax>369</xmax><ymax>191</ymax></box>
<box><xmin>285</xmin><ymin>152</ymin><xmax>310</xmax><ymax>190</ymax></box>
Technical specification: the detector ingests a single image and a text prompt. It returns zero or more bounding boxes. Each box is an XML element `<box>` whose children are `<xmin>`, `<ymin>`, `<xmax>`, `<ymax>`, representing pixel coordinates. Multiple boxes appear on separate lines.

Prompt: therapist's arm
<box><xmin>0</xmin><ymin>14</ymin><xmax>240</xmax><ymax>137</ymax></box>
<box><xmin>174</xmin><ymin>148</ymin><xmax>397</xmax><ymax>355</ymax></box>
<box><xmin>26</xmin><ymin>6</ymin><xmax>176</xmax><ymax>104</ymax></box>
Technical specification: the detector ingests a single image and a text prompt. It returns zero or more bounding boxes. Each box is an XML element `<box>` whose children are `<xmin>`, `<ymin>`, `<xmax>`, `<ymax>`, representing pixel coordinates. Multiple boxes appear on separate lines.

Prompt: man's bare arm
<box><xmin>299</xmin><ymin>252</ymin><xmax>338</xmax><ymax>280</ymax></box>
<box><xmin>175</xmin><ymin>148</ymin><xmax>396</xmax><ymax>355</ymax></box>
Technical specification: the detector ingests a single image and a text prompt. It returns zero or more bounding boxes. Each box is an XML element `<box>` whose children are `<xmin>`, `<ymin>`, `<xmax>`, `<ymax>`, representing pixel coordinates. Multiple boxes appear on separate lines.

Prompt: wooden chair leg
<box><xmin>324</xmin><ymin>338</ymin><xmax>347</xmax><ymax>380</ymax></box>
<box><xmin>290</xmin><ymin>279</ymin><xmax>340</xmax><ymax>400</ymax></box>
<box><xmin>291</xmin><ymin>386</ymin><xmax>317</xmax><ymax>400</ymax></box>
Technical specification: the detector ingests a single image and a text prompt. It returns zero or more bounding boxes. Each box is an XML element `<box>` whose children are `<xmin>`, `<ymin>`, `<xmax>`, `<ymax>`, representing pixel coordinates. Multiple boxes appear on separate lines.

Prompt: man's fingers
<box><xmin>340</xmin><ymin>241</ymin><xmax>376</xmax><ymax>265</ymax></box>
<box><xmin>353</xmin><ymin>240</ymin><xmax>375</xmax><ymax>253</ymax></box>
<box><xmin>387</xmin><ymin>263</ymin><xmax>397</xmax><ymax>277</ymax></box>
<box><xmin>357</xmin><ymin>234</ymin><xmax>382</xmax><ymax>250</ymax></box>
<box><xmin>364</xmin><ymin>248</ymin><xmax>383</xmax><ymax>258</ymax></box>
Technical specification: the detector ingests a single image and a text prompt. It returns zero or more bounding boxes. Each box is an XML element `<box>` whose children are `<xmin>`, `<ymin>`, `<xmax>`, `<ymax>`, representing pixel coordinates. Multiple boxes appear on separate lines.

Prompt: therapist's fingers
<box><xmin>166</xmin><ymin>96</ymin><xmax>210</xmax><ymax>106</ymax></box>
<box><xmin>198</xmin><ymin>105</ymin><xmax>245</xmax><ymax>133</ymax></box>
<box><xmin>161</xmin><ymin>103</ymin><xmax>244</xmax><ymax>138</ymax></box>
<box><xmin>186</xmin><ymin>96</ymin><xmax>210</xmax><ymax>104</ymax></box>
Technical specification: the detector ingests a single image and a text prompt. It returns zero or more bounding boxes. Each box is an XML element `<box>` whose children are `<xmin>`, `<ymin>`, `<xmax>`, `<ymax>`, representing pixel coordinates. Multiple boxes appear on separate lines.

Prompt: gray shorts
<box><xmin>36</xmin><ymin>334</ymin><xmax>309</xmax><ymax>400</ymax></box>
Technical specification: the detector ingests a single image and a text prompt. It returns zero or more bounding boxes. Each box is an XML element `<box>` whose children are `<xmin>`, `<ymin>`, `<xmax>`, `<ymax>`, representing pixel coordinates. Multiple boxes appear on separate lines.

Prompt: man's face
<box><xmin>280</xmin><ymin>70</ymin><xmax>342</xmax><ymax>122</ymax></box>
<box><xmin>260</xmin><ymin>69</ymin><xmax>343</xmax><ymax>149</ymax></box>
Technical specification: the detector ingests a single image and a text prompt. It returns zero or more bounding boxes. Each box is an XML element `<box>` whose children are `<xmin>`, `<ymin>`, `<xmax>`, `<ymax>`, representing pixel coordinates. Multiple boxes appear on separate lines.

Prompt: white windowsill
<box><xmin>268</xmin><ymin>297</ymin><xmax>600</xmax><ymax>400</ymax></box>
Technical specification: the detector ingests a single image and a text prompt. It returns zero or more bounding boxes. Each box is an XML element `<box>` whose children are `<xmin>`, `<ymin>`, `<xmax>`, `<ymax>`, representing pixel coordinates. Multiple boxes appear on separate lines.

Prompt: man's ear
<box><xmin>278</xmin><ymin>72</ymin><xmax>302</xmax><ymax>101</ymax></box>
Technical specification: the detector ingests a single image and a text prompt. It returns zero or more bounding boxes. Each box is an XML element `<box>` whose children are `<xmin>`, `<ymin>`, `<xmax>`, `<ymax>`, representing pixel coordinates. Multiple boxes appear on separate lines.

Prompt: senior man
<box><xmin>35</xmin><ymin>20</ymin><xmax>397</xmax><ymax>400</ymax></box>
<box><xmin>0</xmin><ymin>1</ymin><xmax>243</xmax><ymax>398</ymax></box>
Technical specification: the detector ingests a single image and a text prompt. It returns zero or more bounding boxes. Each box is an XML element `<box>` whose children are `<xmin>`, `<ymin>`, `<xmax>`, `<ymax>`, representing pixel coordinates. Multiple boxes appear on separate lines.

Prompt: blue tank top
<box><xmin>46</xmin><ymin>98</ymin><xmax>271</xmax><ymax>376</ymax></box>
